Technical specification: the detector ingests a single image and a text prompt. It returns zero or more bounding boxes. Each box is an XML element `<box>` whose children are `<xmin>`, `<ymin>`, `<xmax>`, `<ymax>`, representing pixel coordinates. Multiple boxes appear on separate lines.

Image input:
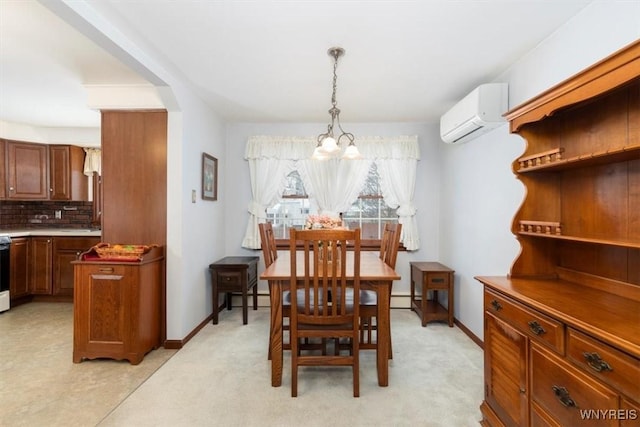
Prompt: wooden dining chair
<box><xmin>359</xmin><ymin>222</ymin><xmax>402</xmax><ymax>358</ymax></box>
<box><xmin>259</xmin><ymin>222</ymin><xmax>326</xmax><ymax>360</ymax></box>
<box><xmin>289</xmin><ymin>228</ymin><xmax>361</xmax><ymax>397</ymax></box>
<box><xmin>259</xmin><ymin>222</ymin><xmax>290</xmax><ymax>360</ymax></box>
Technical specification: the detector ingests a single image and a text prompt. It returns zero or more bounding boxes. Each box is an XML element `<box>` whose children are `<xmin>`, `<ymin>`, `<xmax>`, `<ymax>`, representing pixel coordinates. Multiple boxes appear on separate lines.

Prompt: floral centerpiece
<box><xmin>304</xmin><ymin>214</ymin><xmax>343</xmax><ymax>230</ymax></box>
<box><xmin>303</xmin><ymin>215</ymin><xmax>344</xmax><ymax>265</ymax></box>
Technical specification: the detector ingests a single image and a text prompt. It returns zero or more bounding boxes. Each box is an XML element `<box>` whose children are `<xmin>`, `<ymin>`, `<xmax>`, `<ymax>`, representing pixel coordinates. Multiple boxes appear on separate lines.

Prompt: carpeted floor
<box><xmin>1</xmin><ymin>302</ymin><xmax>483</xmax><ymax>427</ymax></box>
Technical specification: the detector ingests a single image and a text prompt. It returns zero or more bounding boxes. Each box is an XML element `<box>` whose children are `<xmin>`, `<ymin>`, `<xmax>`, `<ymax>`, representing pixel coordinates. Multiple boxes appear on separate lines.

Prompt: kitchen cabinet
<box><xmin>9</xmin><ymin>237</ymin><xmax>29</xmax><ymax>300</ymax></box>
<box><xmin>5</xmin><ymin>140</ymin><xmax>48</xmax><ymax>199</ymax></box>
<box><xmin>91</xmin><ymin>172</ymin><xmax>102</xmax><ymax>226</ymax></box>
<box><xmin>0</xmin><ymin>140</ymin><xmax>88</xmax><ymax>201</ymax></box>
<box><xmin>72</xmin><ymin>246</ymin><xmax>164</xmax><ymax>364</ymax></box>
<box><xmin>49</xmin><ymin>145</ymin><xmax>87</xmax><ymax>201</ymax></box>
<box><xmin>477</xmin><ymin>40</ymin><xmax>640</xmax><ymax>427</ymax></box>
<box><xmin>30</xmin><ymin>237</ymin><xmax>52</xmax><ymax>295</ymax></box>
<box><xmin>53</xmin><ymin>236</ymin><xmax>100</xmax><ymax>296</ymax></box>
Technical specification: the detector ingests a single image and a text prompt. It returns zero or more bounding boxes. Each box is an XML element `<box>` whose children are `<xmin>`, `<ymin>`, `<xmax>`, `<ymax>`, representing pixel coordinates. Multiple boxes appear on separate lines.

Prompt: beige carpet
<box><xmin>1</xmin><ymin>302</ymin><xmax>483</xmax><ymax>427</ymax></box>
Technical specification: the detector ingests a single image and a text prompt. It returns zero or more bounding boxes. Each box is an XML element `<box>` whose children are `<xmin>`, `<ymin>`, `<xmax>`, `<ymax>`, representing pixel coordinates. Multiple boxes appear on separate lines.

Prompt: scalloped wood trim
<box><xmin>505</xmin><ymin>40</ymin><xmax>640</xmax><ymax>133</ymax></box>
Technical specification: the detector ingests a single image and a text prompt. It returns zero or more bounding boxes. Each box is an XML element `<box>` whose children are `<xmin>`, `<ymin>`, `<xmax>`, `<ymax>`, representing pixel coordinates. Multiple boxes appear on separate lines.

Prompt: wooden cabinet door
<box><xmin>485</xmin><ymin>312</ymin><xmax>529</xmax><ymax>427</ymax></box>
<box><xmin>9</xmin><ymin>237</ymin><xmax>29</xmax><ymax>299</ymax></box>
<box><xmin>7</xmin><ymin>141</ymin><xmax>48</xmax><ymax>199</ymax></box>
<box><xmin>30</xmin><ymin>237</ymin><xmax>52</xmax><ymax>295</ymax></box>
<box><xmin>73</xmin><ymin>264</ymin><xmax>132</xmax><ymax>362</ymax></box>
<box><xmin>49</xmin><ymin>145</ymin><xmax>87</xmax><ymax>201</ymax></box>
<box><xmin>91</xmin><ymin>172</ymin><xmax>102</xmax><ymax>227</ymax></box>
<box><xmin>53</xmin><ymin>237</ymin><xmax>99</xmax><ymax>296</ymax></box>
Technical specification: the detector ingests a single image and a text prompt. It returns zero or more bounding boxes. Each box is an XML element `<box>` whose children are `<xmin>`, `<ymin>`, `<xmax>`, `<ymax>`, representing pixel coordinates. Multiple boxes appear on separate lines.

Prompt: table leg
<box><xmin>377</xmin><ymin>281</ymin><xmax>390</xmax><ymax>387</ymax></box>
<box><xmin>252</xmin><ymin>282</ymin><xmax>258</xmax><ymax>310</ymax></box>
<box><xmin>211</xmin><ymin>272</ymin><xmax>219</xmax><ymax>325</ymax></box>
<box><xmin>242</xmin><ymin>282</ymin><xmax>248</xmax><ymax>325</ymax></box>
<box><xmin>270</xmin><ymin>281</ymin><xmax>283</xmax><ymax>387</ymax></box>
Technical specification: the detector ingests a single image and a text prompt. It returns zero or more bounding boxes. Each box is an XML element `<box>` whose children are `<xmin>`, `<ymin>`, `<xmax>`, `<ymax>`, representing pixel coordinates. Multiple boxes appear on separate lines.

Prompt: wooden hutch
<box><xmin>476</xmin><ymin>40</ymin><xmax>640</xmax><ymax>426</ymax></box>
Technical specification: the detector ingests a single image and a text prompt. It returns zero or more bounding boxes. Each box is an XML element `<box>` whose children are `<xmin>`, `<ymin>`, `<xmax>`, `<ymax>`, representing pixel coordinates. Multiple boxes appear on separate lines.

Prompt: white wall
<box><xmin>56</xmin><ymin>1</ymin><xmax>228</xmax><ymax>340</ymax></box>
<box><xmin>225</xmin><ymin>122</ymin><xmax>442</xmax><ymax>302</ymax></box>
<box><xmin>439</xmin><ymin>1</ymin><xmax>640</xmax><ymax>341</ymax></box>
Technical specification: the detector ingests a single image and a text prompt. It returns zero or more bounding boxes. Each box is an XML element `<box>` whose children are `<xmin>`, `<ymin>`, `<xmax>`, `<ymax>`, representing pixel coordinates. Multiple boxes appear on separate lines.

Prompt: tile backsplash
<box><xmin>0</xmin><ymin>200</ymin><xmax>95</xmax><ymax>229</ymax></box>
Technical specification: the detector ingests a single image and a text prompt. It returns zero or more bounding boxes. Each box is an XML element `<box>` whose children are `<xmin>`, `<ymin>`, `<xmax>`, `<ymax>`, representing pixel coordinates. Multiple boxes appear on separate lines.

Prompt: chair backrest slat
<box><xmin>258</xmin><ymin>222</ymin><xmax>278</xmax><ymax>268</ymax></box>
<box><xmin>290</xmin><ymin>228</ymin><xmax>360</xmax><ymax>324</ymax></box>
<box><xmin>380</xmin><ymin>223</ymin><xmax>402</xmax><ymax>269</ymax></box>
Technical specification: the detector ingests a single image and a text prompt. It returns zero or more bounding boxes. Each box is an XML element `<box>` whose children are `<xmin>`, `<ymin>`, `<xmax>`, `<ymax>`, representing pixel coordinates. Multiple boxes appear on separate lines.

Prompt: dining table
<box><xmin>260</xmin><ymin>250</ymin><xmax>401</xmax><ymax>387</ymax></box>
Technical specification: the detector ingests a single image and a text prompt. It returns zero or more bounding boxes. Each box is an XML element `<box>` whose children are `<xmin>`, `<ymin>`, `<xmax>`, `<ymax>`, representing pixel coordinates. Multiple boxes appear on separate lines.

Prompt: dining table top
<box><xmin>260</xmin><ymin>250</ymin><xmax>401</xmax><ymax>281</ymax></box>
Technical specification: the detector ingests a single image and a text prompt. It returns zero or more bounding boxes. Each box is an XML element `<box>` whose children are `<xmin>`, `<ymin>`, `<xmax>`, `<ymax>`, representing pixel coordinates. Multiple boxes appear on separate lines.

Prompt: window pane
<box><xmin>268</xmin><ymin>165</ymin><xmax>397</xmax><ymax>241</ymax></box>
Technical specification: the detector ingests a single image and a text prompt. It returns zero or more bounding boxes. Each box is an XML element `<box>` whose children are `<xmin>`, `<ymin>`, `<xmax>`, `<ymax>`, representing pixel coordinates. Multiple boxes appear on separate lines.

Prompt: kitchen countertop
<box><xmin>0</xmin><ymin>229</ymin><xmax>102</xmax><ymax>238</ymax></box>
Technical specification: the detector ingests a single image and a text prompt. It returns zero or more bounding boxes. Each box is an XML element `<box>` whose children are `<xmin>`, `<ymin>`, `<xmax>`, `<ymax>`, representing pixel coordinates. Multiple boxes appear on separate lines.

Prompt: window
<box><xmin>242</xmin><ymin>135</ymin><xmax>419</xmax><ymax>251</ymax></box>
<box><xmin>267</xmin><ymin>165</ymin><xmax>398</xmax><ymax>247</ymax></box>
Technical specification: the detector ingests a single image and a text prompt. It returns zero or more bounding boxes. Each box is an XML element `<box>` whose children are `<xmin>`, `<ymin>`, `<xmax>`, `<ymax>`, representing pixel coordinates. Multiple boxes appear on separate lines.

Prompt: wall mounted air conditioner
<box><xmin>440</xmin><ymin>83</ymin><xmax>508</xmax><ymax>144</ymax></box>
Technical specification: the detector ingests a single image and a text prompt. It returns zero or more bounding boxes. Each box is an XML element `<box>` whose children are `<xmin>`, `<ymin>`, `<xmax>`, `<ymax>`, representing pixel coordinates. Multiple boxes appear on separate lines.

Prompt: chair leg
<box><xmin>353</xmin><ymin>339</ymin><xmax>360</xmax><ymax>397</ymax></box>
<box><xmin>291</xmin><ymin>338</ymin><xmax>298</xmax><ymax>397</ymax></box>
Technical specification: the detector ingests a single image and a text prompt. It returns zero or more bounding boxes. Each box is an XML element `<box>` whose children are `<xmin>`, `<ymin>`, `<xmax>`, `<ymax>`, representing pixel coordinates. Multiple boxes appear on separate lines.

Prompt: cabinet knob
<box><xmin>583</xmin><ymin>352</ymin><xmax>612</xmax><ymax>373</ymax></box>
<box><xmin>490</xmin><ymin>300</ymin><xmax>502</xmax><ymax>311</ymax></box>
<box><xmin>9</xmin><ymin>186</ymin><xmax>14</xmax><ymax>191</ymax></box>
<box><xmin>49</xmin><ymin>188</ymin><xmax>53</xmax><ymax>192</ymax></box>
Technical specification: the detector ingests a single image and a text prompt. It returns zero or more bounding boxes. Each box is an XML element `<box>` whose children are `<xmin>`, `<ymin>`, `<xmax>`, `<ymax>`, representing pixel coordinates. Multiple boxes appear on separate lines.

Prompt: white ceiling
<box><xmin>0</xmin><ymin>0</ymin><xmax>593</xmax><ymax>129</ymax></box>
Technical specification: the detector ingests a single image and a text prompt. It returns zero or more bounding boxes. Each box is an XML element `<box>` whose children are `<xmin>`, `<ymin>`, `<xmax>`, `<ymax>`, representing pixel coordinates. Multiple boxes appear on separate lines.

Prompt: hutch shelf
<box><xmin>476</xmin><ymin>40</ymin><xmax>640</xmax><ymax>427</ymax></box>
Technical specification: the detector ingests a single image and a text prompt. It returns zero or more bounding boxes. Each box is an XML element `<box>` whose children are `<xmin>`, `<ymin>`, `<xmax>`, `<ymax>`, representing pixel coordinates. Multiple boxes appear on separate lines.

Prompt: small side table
<box><xmin>209</xmin><ymin>256</ymin><xmax>259</xmax><ymax>325</ymax></box>
<box><xmin>410</xmin><ymin>262</ymin><xmax>455</xmax><ymax>327</ymax></box>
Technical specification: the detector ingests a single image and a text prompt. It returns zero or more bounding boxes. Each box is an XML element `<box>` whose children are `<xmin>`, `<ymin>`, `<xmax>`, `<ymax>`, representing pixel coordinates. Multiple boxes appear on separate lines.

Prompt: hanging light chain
<box><xmin>313</xmin><ymin>47</ymin><xmax>359</xmax><ymax>159</ymax></box>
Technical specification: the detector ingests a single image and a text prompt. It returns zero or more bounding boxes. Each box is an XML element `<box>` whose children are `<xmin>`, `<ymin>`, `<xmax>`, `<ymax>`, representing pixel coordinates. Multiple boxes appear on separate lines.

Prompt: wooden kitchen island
<box><xmin>72</xmin><ymin>245</ymin><xmax>164</xmax><ymax>365</ymax></box>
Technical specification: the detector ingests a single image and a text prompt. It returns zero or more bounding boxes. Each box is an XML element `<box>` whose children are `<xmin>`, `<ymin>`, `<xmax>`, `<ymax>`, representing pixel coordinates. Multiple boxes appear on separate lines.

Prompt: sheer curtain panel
<box><xmin>242</xmin><ymin>135</ymin><xmax>420</xmax><ymax>250</ymax></box>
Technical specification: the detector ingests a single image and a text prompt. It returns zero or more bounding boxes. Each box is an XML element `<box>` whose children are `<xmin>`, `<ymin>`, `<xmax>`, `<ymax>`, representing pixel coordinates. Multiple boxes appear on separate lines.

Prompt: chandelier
<box><xmin>312</xmin><ymin>47</ymin><xmax>361</xmax><ymax>160</ymax></box>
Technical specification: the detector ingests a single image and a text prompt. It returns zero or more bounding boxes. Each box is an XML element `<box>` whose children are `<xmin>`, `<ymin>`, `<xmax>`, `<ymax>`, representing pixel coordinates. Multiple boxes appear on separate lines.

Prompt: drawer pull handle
<box><xmin>583</xmin><ymin>352</ymin><xmax>612</xmax><ymax>373</ymax></box>
<box><xmin>98</xmin><ymin>267</ymin><xmax>114</xmax><ymax>273</ymax></box>
<box><xmin>552</xmin><ymin>385</ymin><xmax>576</xmax><ymax>408</ymax></box>
<box><xmin>528</xmin><ymin>320</ymin><xmax>546</xmax><ymax>335</ymax></box>
<box><xmin>490</xmin><ymin>300</ymin><xmax>502</xmax><ymax>311</ymax></box>
<box><xmin>431</xmin><ymin>278</ymin><xmax>445</xmax><ymax>283</ymax></box>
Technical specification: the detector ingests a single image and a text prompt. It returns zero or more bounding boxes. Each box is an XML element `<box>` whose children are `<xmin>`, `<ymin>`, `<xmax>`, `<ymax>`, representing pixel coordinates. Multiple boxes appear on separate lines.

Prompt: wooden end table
<box><xmin>410</xmin><ymin>261</ymin><xmax>454</xmax><ymax>327</ymax></box>
<box><xmin>209</xmin><ymin>256</ymin><xmax>259</xmax><ymax>325</ymax></box>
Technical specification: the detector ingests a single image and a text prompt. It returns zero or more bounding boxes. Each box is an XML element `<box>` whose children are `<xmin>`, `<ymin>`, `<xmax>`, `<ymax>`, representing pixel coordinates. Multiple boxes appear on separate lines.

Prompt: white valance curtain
<box><xmin>241</xmin><ymin>135</ymin><xmax>421</xmax><ymax>250</ymax></box>
<box><xmin>83</xmin><ymin>148</ymin><xmax>102</xmax><ymax>176</ymax></box>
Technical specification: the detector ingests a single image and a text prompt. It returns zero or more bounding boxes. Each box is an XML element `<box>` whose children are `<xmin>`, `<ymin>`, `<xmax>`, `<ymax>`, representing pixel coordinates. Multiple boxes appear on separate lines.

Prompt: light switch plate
<box><xmin>191</xmin><ymin>189</ymin><xmax>196</xmax><ymax>203</ymax></box>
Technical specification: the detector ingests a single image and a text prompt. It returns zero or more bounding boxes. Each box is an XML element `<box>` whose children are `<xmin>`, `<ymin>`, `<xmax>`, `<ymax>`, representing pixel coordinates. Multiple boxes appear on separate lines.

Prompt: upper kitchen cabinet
<box><xmin>0</xmin><ymin>140</ymin><xmax>89</xmax><ymax>201</ymax></box>
<box><xmin>49</xmin><ymin>145</ymin><xmax>88</xmax><ymax>201</ymax></box>
<box><xmin>5</xmin><ymin>140</ymin><xmax>49</xmax><ymax>199</ymax></box>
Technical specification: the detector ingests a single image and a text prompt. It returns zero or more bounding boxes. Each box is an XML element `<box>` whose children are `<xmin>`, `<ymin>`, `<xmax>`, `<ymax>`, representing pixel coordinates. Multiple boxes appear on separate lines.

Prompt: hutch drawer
<box><xmin>484</xmin><ymin>289</ymin><xmax>565</xmax><ymax>354</ymax></box>
<box><xmin>567</xmin><ymin>327</ymin><xmax>640</xmax><ymax>401</ymax></box>
<box><xmin>531</xmin><ymin>343</ymin><xmax>619</xmax><ymax>427</ymax></box>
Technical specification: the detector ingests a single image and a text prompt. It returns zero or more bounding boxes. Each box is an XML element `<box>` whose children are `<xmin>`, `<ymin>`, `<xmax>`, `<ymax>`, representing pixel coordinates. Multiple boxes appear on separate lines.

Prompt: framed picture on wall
<box><xmin>202</xmin><ymin>152</ymin><xmax>218</xmax><ymax>201</ymax></box>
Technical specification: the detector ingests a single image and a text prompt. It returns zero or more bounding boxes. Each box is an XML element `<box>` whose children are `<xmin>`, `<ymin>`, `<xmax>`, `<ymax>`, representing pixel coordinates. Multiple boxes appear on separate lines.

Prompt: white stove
<box><xmin>0</xmin><ymin>235</ymin><xmax>10</xmax><ymax>312</ymax></box>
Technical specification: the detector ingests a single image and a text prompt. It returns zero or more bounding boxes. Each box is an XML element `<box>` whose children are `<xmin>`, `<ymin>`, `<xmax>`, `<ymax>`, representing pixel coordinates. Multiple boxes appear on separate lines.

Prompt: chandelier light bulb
<box><xmin>321</xmin><ymin>136</ymin><xmax>339</xmax><ymax>153</ymax></box>
<box><xmin>312</xmin><ymin>145</ymin><xmax>329</xmax><ymax>160</ymax></box>
<box><xmin>342</xmin><ymin>143</ymin><xmax>362</xmax><ymax>159</ymax></box>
